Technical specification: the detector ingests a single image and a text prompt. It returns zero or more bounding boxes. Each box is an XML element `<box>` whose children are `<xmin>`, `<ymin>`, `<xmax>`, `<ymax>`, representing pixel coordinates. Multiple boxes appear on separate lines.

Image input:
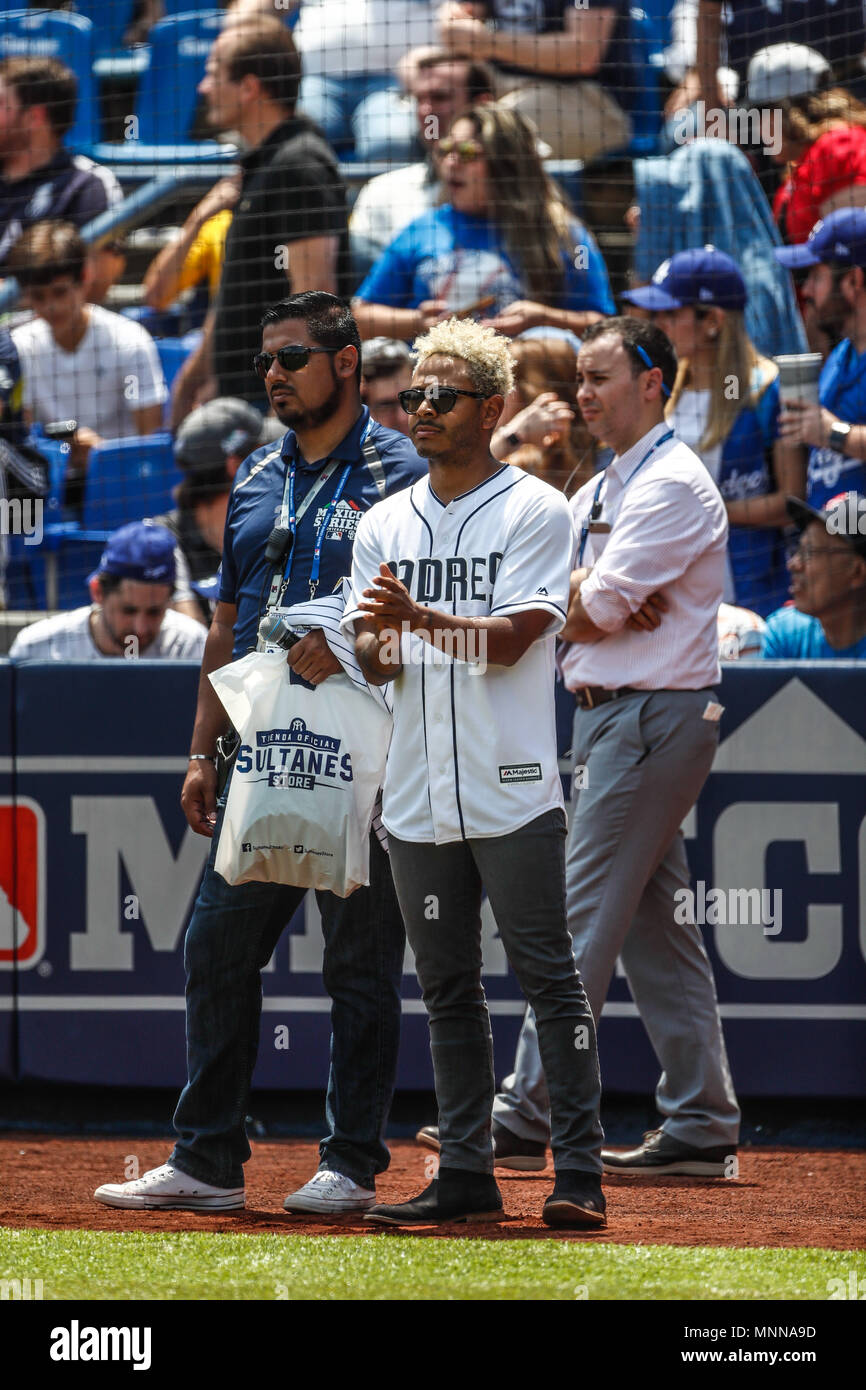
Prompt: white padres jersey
<box><xmin>342</xmin><ymin>465</ymin><xmax>573</xmax><ymax>845</ymax></box>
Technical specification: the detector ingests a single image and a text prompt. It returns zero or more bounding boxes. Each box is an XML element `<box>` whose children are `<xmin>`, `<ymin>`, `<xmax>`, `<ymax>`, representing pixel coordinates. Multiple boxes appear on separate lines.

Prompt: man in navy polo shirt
<box><xmin>94</xmin><ymin>292</ymin><xmax>425</xmax><ymax>1218</ymax></box>
<box><xmin>775</xmin><ymin>208</ymin><xmax>866</xmax><ymax>508</ymax></box>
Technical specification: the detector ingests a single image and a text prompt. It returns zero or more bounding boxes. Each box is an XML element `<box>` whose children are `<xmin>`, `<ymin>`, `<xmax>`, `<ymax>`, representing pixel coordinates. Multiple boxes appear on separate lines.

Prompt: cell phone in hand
<box><xmin>43</xmin><ymin>419</ymin><xmax>78</xmax><ymax>440</ymax></box>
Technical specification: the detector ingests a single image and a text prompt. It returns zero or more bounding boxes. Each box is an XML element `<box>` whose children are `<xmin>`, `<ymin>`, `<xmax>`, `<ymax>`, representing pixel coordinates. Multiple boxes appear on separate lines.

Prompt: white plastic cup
<box><xmin>774</xmin><ymin>353</ymin><xmax>824</xmax><ymax>407</ymax></box>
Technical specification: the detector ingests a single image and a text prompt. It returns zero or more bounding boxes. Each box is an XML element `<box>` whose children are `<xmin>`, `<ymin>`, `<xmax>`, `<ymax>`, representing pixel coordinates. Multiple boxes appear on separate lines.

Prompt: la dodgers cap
<box><xmin>621</xmin><ymin>247</ymin><xmax>748</xmax><ymax>313</ymax></box>
<box><xmin>774</xmin><ymin>207</ymin><xmax>866</xmax><ymax>269</ymax></box>
<box><xmin>786</xmin><ymin>492</ymin><xmax>866</xmax><ymax>558</ymax></box>
<box><xmin>746</xmin><ymin>43</ymin><xmax>831</xmax><ymax>106</ymax></box>
<box><xmin>88</xmin><ymin>520</ymin><xmax>177</xmax><ymax>585</ymax></box>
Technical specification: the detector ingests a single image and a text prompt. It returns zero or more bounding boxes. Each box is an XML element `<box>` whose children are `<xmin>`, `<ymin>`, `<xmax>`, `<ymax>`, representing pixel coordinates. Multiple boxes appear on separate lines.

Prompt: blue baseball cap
<box><xmin>774</xmin><ymin>207</ymin><xmax>866</xmax><ymax>269</ymax></box>
<box><xmin>621</xmin><ymin>246</ymin><xmax>748</xmax><ymax>313</ymax></box>
<box><xmin>88</xmin><ymin>520</ymin><xmax>176</xmax><ymax>586</ymax></box>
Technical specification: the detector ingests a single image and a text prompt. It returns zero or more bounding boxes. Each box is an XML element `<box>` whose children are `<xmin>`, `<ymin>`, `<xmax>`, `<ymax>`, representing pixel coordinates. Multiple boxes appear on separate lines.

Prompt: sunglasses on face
<box><xmin>437</xmin><ymin>138</ymin><xmax>485</xmax><ymax>162</ymax></box>
<box><xmin>398</xmin><ymin>386</ymin><xmax>491</xmax><ymax>416</ymax></box>
<box><xmin>253</xmin><ymin>345</ymin><xmax>336</xmax><ymax>379</ymax></box>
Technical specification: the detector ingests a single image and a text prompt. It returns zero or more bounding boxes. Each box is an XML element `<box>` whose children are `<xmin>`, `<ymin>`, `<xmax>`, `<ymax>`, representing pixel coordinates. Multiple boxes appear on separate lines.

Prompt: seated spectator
<box><xmin>9</xmin><ymin>521</ymin><xmax>207</xmax><ymax>661</ymax></box>
<box><xmin>353</xmin><ymin>105</ymin><xmax>615</xmax><ymax>342</ymax></box>
<box><xmin>695</xmin><ymin>1</ymin><xmax>866</xmax><ymax>112</ymax></box>
<box><xmin>0</xmin><ymin>57</ymin><xmax>121</xmax><ymax>264</ymax></box>
<box><xmin>624</xmin><ymin>248</ymin><xmax>805</xmax><ymax>616</ymax></box>
<box><xmin>747</xmin><ymin>44</ymin><xmax>866</xmax><ymax>246</ymax></box>
<box><xmin>717</xmin><ymin>601</ymin><xmax>766</xmax><ymax>660</ymax></box>
<box><xmin>775</xmin><ymin>208</ymin><xmax>866</xmax><ymax>508</ymax></box>
<box><xmin>360</xmin><ymin>337</ymin><xmax>413</xmax><ymax>433</ymax></box>
<box><xmin>7</xmin><ymin>222</ymin><xmax>167</xmax><ymax>489</ymax></box>
<box><xmin>762</xmin><ymin>493</ymin><xmax>866</xmax><ymax>658</ymax></box>
<box><xmin>349</xmin><ymin>47</ymin><xmax>495</xmax><ymax>272</ymax></box>
<box><xmin>143</xmin><ymin>179</ymin><xmax>236</xmax><ymax>315</ymax></box>
<box><xmin>87</xmin><ymin>237</ymin><xmax>128</xmax><ymax>307</ymax></box>
<box><xmin>629</xmin><ymin>139</ymin><xmax>809</xmax><ymax>360</ymax></box>
<box><xmin>436</xmin><ymin>0</ymin><xmax>634</xmax><ymax>162</ymax></box>
<box><xmin>490</xmin><ymin>333</ymin><xmax>597</xmax><ymax>495</ymax></box>
<box><xmin>151</xmin><ymin>397</ymin><xmax>266</xmax><ymax>623</ymax></box>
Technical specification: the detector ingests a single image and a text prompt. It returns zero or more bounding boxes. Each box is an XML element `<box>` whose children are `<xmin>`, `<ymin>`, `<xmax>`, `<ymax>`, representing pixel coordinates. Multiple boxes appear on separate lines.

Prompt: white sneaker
<box><xmin>93</xmin><ymin>1163</ymin><xmax>245</xmax><ymax>1211</ymax></box>
<box><xmin>283</xmin><ymin>1169</ymin><xmax>376</xmax><ymax>1214</ymax></box>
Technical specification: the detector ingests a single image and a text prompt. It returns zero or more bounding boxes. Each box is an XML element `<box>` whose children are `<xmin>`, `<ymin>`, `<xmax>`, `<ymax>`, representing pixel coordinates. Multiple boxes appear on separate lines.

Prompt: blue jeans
<box><xmin>298</xmin><ymin>73</ymin><xmax>417</xmax><ymax>160</ymax></box>
<box><xmin>170</xmin><ymin>796</ymin><xmax>405</xmax><ymax>1190</ymax></box>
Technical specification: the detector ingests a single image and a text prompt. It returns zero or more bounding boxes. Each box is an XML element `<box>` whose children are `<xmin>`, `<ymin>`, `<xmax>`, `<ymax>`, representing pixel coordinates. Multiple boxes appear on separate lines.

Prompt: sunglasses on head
<box><xmin>398</xmin><ymin>386</ymin><xmax>491</xmax><ymax>416</ymax></box>
<box><xmin>253</xmin><ymin>345</ymin><xmax>336</xmax><ymax>379</ymax></box>
<box><xmin>437</xmin><ymin>137</ymin><xmax>485</xmax><ymax>162</ymax></box>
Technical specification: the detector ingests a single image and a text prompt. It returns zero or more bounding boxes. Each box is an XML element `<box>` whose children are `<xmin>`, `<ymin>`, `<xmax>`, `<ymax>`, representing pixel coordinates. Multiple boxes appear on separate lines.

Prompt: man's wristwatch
<box><xmin>829</xmin><ymin>420</ymin><xmax>852</xmax><ymax>453</ymax></box>
<box><xmin>189</xmin><ymin>753</ymin><xmax>216</xmax><ymax>763</ymax></box>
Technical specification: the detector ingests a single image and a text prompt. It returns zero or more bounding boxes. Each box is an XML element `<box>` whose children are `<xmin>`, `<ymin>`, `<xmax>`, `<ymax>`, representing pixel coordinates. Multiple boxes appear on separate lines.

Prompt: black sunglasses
<box><xmin>253</xmin><ymin>345</ymin><xmax>337</xmax><ymax>379</ymax></box>
<box><xmin>398</xmin><ymin>386</ymin><xmax>491</xmax><ymax>416</ymax></box>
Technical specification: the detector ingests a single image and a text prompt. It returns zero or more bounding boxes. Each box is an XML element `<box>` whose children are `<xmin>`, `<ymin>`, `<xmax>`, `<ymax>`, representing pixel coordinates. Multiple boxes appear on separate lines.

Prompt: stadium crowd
<box><xmin>0</xmin><ymin>0</ymin><xmax>863</xmax><ymax>1227</ymax></box>
<box><xmin>2</xmin><ymin>3</ymin><xmax>866</xmax><ymax>659</ymax></box>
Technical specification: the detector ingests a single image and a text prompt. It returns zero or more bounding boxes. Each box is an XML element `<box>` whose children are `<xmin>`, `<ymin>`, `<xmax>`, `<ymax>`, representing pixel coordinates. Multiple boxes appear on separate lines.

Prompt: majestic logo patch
<box><xmin>499</xmin><ymin>763</ymin><xmax>542</xmax><ymax>784</ymax></box>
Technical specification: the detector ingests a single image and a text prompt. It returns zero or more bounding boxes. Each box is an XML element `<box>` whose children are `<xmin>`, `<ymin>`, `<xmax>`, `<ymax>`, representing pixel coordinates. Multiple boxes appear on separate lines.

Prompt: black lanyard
<box><xmin>578</xmin><ymin>429</ymin><xmax>675</xmax><ymax>565</ymax></box>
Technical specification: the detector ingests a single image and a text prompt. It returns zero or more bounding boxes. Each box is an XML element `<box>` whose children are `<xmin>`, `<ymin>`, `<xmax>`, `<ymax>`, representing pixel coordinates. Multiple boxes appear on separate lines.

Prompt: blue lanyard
<box><xmin>578</xmin><ymin>429</ymin><xmax>674</xmax><ymax>565</ymax></box>
<box><xmin>285</xmin><ymin>458</ymin><xmax>354</xmax><ymax>599</ymax></box>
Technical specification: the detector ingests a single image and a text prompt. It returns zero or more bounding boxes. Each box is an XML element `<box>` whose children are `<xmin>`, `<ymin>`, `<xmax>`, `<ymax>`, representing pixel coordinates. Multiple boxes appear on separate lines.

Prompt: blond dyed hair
<box><xmin>413</xmin><ymin>317</ymin><xmax>514</xmax><ymax>398</ymax></box>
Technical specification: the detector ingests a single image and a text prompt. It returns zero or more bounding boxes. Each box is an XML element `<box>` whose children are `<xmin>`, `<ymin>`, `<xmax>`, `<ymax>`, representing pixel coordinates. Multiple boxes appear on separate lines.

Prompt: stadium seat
<box><xmin>121</xmin><ymin>11</ymin><xmax>228</xmax><ymax>159</ymax></box>
<box><xmin>0</xmin><ymin>10</ymin><xmax>97</xmax><ymax>151</ymax></box>
<box><xmin>74</xmin><ymin>0</ymin><xmax>149</xmax><ymax>81</ymax></box>
<box><xmin>82</xmin><ymin>433</ymin><xmax>181</xmax><ymax>531</ymax></box>
<box><xmin>155</xmin><ymin>330</ymin><xmax>201</xmax><ymax>395</ymax></box>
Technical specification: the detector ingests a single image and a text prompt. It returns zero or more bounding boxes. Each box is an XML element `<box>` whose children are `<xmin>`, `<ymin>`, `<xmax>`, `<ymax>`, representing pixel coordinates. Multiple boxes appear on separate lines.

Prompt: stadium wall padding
<box><xmin>1</xmin><ymin>659</ymin><xmax>864</xmax><ymax>1097</ymax></box>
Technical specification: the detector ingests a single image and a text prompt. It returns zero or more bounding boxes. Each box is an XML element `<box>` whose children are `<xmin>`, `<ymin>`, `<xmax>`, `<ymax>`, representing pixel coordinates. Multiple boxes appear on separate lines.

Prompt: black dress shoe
<box><xmin>602</xmin><ymin>1128</ymin><xmax>737</xmax><ymax>1177</ymax></box>
<box><xmin>542</xmin><ymin>1172</ymin><xmax>607</xmax><ymax>1229</ymax></box>
<box><xmin>413</xmin><ymin>1121</ymin><xmax>547</xmax><ymax>1172</ymax></box>
<box><xmin>364</xmin><ymin>1168</ymin><xmax>504</xmax><ymax>1226</ymax></box>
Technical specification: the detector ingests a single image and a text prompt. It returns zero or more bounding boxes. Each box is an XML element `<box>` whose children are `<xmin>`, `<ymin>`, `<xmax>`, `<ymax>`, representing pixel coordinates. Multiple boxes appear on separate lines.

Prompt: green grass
<box><xmin>1</xmin><ymin>1228</ymin><xmax>863</xmax><ymax>1300</ymax></box>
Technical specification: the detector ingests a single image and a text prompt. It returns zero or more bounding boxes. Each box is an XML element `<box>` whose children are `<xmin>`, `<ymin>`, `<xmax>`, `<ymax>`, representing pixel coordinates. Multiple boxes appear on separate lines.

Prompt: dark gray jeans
<box><xmin>388</xmin><ymin>809</ymin><xmax>604</xmax><ymax>1177</ymax></box>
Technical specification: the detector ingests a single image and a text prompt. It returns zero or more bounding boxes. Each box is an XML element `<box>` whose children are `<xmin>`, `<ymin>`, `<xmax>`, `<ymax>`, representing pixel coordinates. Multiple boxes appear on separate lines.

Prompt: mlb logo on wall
<box><xmin>0</xmin><ymin>800</ymin><xmax>46</xmax><ymax>969</ymax></box>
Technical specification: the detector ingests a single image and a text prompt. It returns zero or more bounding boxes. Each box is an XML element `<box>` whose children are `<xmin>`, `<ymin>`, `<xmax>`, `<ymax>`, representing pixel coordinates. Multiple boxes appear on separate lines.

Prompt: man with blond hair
<box><xmin>342</xmin><ymin>317</ymin><xmax>606</xmax><ymax>1229</ymax></box>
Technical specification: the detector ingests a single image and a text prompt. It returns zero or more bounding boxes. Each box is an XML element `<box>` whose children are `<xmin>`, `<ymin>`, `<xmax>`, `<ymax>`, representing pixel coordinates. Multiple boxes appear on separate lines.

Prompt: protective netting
<box><xmin>1</xmin><ymin>1</ymin><xmax>865</xmax><ymax>636</ymax></box>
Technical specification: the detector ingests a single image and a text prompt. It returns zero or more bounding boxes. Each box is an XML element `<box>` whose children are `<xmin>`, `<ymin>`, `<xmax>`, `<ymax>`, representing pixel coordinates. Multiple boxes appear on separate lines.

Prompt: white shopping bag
<box><xmin>209</xmin><ymin>651</ymin><xmax>392</xmax><ymax>896</ymax></box>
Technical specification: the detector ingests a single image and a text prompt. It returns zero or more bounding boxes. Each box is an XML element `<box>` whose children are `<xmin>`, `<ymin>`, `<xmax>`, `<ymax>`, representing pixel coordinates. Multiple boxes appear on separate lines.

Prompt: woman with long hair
<box><xmin>769</xmin><ymin>85</ymin><xmax>866</xmax><ymax>246</ymax></box>
<box><xmin>351</xmin><ymin>105</ymin><xmax>615</xmax><ymax>341</ymax></box>
<box><xmin>491</xmin><ymin>334</ymin><xmax>599</xmax><ymax>496</ymax></box>
<box><xmin>624</xmin><ymin>248</ymin><xmax>806</xmax><ymax>617</ymax></box>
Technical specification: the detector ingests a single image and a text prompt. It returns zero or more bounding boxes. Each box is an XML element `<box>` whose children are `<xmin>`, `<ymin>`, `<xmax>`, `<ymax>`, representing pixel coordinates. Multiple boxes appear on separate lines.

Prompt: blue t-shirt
<box><xmin>762</xmin><ymin>604</ymin><xmax>866</xmax><ymax>659</ymax></box>
<box><xmin>355</xmin><ymin>204</ymin><xmax>616</xmax><ymax>324</ymax></box>
<box><xmin>808</xmin><ymin>338</ymin><xmax>866</xmax><ymax>509</ymax></box>
<box><xmin>219</xmin><ymin>407</ymin><xmax>426</xmax><ymax>658</ymax></box>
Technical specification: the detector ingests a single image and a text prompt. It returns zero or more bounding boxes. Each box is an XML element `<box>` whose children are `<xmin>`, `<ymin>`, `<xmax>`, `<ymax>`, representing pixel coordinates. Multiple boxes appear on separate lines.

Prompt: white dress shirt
<box><xmin>560</xmin><ymin>421</ymin><xmax>728</xmax><ymax>692</ymax></box>
<box><xmin>342</xmin><ymin>467</ymin><xmax>573</xmax><ymax>844</ymax></box>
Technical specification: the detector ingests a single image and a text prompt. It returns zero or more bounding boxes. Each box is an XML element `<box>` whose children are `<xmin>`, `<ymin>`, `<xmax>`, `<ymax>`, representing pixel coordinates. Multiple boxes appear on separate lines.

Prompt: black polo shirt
<box><xmin>212</xmin><ymin>115</ymin><xmax>349</xmax><ymax>404</ymax></box>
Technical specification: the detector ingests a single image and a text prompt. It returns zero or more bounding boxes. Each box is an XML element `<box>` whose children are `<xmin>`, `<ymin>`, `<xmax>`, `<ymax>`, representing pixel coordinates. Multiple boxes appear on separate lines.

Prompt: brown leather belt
<box><xmin>573</xmin><ymin>685</ymin><xmax>640</xmax><ymax>710</ymax></box>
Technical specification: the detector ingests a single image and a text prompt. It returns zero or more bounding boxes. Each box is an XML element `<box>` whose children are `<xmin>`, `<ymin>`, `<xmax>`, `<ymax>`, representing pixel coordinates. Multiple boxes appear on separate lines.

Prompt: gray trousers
<box><xmin>493</xmin><ymin>690</ymin><xmax>740</xmax><ymax>1150</ymax></box>
<box><xmin>388</xmin><ymin>810</ymin><xmax>604</xmax><ymax>1177</ymax></box>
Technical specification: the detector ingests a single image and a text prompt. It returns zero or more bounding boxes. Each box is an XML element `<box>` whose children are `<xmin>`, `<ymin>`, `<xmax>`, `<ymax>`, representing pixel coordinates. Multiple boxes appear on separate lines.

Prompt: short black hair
<box><xmin>581</xmin><ymin>316</ymin><xmax>678</xmax><ymax>396</ymax></box>
<box><xmin>0</xmin><ymin>56</ymin><xmax>78</xmax><ymax>141</ymax></box>
<box><xmin>5</xmin><ymin>220</ymin><xmax>86</xmax><ymax>286</ymax></box>
<box><xmin>261</xmin><ymin>292</ymin><xmax>362</xmax><ymax>382</ymax></box>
